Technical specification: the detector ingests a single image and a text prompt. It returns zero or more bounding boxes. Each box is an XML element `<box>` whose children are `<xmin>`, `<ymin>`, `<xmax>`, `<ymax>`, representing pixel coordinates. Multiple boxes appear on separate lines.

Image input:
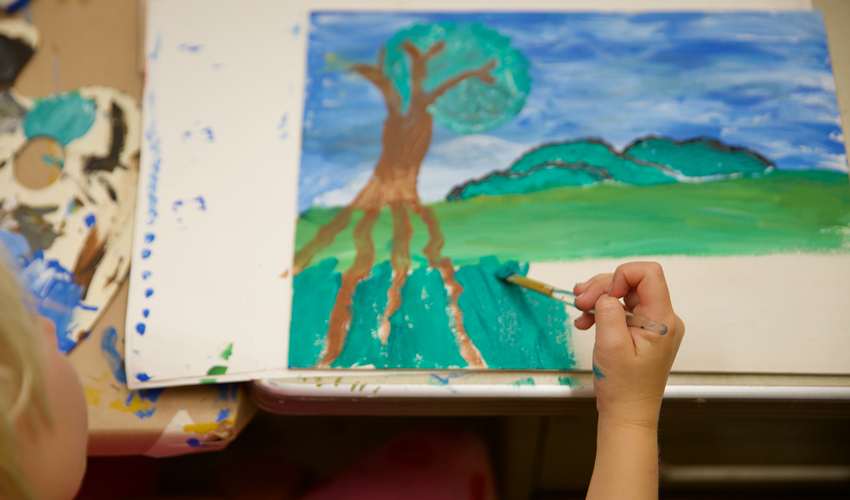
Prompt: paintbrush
<box><xmin>495</xmin><ymin>267</ymin><xmax>667</xmax><ymax>335</ymax></box>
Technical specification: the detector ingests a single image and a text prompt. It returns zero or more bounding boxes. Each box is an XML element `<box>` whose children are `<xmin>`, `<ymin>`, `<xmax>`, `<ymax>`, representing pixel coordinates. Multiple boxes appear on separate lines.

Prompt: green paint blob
<box><xmin>512</xmin><ymin>377</ymin><xmax>536</xmax><ymax>386</ymax></box>
<box><xmin>297</xmin><ymin>171</ymin><xmax>850</xmax><ymax>271</ymax></box>
<box><xmin>200</xmin><ymin>378</ymin><xmax>217</xmax><ymax>384</ymax></box>
<box><xmin>558</xmin><ymin>376</ymin><xmax>575</xmax><ymax>386</ymax></box>
<box><xmin>207</xmin><ymin>365</ymin><xmax>228</xmax><ymax>376</ymax></box>
<box><xmin>288</xmin><ymin>257</ymin><xmax>574</xmax><ymax>370</ymax></box>
<box><xmin>592</xmin><ymin>364</ymin><xmax>606</xmax><ymax>379</ymax></box>
<box><xmin>220</xmin><ymin>343</ymin><xmax>233</xmax><ymax>360</ymax></box>
<box><xmin>24</xmin><ymin>92</ymin><xmax>97</xmax><ymax>146</ymax></box>
<box><xmin>383</xmin><ymin>22</ymin><xmax>530</xmax><ymax>134</ymax></box>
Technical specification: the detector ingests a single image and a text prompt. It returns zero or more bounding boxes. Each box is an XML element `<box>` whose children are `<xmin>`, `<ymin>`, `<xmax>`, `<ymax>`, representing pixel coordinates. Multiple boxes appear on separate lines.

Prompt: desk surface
<box><xmin>14</xmin><ymin>0</ymin><xmax>850</xmax><ymax>443</ymax></box>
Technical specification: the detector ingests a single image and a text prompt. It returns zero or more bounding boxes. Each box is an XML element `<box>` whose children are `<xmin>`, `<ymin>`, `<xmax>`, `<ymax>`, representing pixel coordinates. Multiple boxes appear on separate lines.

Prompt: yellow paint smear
<box><xmin>183</xmin><ymin>419</ymin><xmax>235</xmax><ymax>435</ymax></box>
<box><xmin>84</xmin><ymin>386</ymin><xmax>102</xmax><ymax>407</ymax></box>
<box><xmin>108</xmin><ymin>393</ymin><xmax>154</xmax><ymax>415</ymax></box>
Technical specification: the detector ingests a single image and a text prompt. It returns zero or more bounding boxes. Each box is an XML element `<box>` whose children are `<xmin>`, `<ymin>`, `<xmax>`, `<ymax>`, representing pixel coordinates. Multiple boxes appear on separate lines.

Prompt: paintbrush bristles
<box><xmin>505</xmin><ymin>274</ymin><xmax>555</xmax><ymax>296</ymax></box>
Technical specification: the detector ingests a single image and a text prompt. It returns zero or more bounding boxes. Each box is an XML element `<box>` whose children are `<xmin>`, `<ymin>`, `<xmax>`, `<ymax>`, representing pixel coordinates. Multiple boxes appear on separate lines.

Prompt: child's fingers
<box><xmin>593</xmin><ymin>294</ymin><xmax>633</xmax><ymax>353</ymax></box>
<box><xmin>573</xmin><ymin>311</ymin><xmax>596</xmax><ymax>330</ymax></box>
<box><xmin>609</xmin><ymin>262</ymin><xmax>673</xmax><ymax>319</ymax></box>
<box><xmin>574</xmin><ymin>273</ymin><xmax>613</xmax><ymax>312</ymax></box>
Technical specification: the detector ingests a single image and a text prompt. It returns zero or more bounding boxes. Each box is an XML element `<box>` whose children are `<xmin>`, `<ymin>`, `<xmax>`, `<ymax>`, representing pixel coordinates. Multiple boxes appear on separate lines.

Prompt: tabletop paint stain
<box><xmin>99</xmin><ymin>326</ymin><xmax>127</xmax><ymax>383</ymax></box>
<box><xmin>84</xmin><ymin>385</ymin><xmax>102</xmax><ymax>407</ymax></box>
<box><xmin>558</xmin><ymin>376</ymin><xmax>576</xmax><ymax>386</ymax></box>
<box><xmin>109</xmin><ymin>388</ymin><xmax>163</xmax><ymax>419</ymax></box>
<box><xmin>512</xmin><ymin>377</ymin><xmax>535</xmax><ymax>387</ymax></box>
<box><xmin>183</xmin><ymin>419</ymin><xmax>234</xmax><ymax>435</ymax></box>
<box><xmin>334</xmin><ymin>376</ymin><xmax>342</xmax><ymax>386</ymax></box>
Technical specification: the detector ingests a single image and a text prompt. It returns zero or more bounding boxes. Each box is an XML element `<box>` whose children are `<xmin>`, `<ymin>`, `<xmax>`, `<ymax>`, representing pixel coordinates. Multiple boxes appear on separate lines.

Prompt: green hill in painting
<box><xmin>447</xmin><ymin>136</ymin><xmax>775</xmax><ymax>201</ymax></box>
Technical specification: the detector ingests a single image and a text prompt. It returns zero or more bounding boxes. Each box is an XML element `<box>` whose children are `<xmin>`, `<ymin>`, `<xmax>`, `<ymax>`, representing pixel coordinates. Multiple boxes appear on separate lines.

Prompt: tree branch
<box><xmin>425</xmin><ymin>59</ymin><xmax>497</xmax><ymax>105</ymax></box>
<box><xmin>350</xmin><ymin>46</ymin><xmax>402</xmax><ymax>114</ymax></box>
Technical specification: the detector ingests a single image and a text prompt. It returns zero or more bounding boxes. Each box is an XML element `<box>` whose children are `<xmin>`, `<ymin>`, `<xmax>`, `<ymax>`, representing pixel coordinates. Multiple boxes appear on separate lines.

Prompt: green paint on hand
<box><xmin>592</xmin><ymin>364</ymin><xmax>606</xmax><ymax>380</ymax></box>
<box><xmin>206</xmin><ymin>366</ymin><xmax>228</xmax><ymax>376</ymax></box>
<box><xmin>220</xmin><ymin>343</ymin><xmax>233</xmax><ymax>360</ymax></box>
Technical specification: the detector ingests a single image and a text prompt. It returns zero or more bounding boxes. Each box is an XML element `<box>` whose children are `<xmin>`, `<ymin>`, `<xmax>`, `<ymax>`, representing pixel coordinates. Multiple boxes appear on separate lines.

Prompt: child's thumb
<box><xmin>593</xmin><ymin>295</ymin><xmax>633</xmax><ymax>352</ymax></box>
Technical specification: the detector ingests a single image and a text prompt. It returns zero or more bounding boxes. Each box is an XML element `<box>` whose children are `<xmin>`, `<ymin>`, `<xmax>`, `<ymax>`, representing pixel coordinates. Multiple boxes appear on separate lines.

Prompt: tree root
<box><xmin>318</xmin><ymin>209</ymin><xmax>379</xmax><ymax>368</ymax></box>
<box><xmin>416</xmin><ymin>205</ymin><xmax>487</xmax><ymax>369</ymax></box>
<box><xmin>379</xmin><ymin>203</ymin><xmax>412</xmax><ymax>344</ymax></box>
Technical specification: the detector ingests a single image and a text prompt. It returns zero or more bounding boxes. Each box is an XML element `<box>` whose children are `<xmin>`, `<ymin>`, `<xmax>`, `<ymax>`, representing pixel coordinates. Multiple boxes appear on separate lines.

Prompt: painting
<box><xmin>289</xmin><ymin>11</ymin><xmax>848</xmax><ymax>370</ymax></box>
<box><xmin>0</xmin><ymin>19</ymin><xmax>140</xmax><ymax>353</ymax></box>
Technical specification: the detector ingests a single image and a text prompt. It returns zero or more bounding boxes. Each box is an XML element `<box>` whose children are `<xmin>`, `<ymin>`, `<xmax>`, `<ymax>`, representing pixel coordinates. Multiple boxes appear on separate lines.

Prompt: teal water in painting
<box><xmin>24</xmin><ymin>91</ymin><xmax>97</xmax><ymax>146</ymax></box>
<box><xmin>289</xmin><ymin>256</ymin><xmax>575</xmax><ymax>370</ymax></box>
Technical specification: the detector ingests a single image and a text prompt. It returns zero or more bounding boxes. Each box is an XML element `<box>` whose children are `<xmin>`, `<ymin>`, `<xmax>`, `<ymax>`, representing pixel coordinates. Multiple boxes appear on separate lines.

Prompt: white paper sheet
<box><xmin>129</xmin><ymin>0</ymin><xmax>821</xmax><ymax>388</ymax></box>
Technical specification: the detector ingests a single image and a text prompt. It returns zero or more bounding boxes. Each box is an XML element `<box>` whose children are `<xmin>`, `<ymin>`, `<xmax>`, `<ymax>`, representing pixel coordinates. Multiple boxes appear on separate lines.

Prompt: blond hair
<box><xmin>0</xmin><ymin>248</ymin><xmax>51</xmax><ymax>500</ymax></box>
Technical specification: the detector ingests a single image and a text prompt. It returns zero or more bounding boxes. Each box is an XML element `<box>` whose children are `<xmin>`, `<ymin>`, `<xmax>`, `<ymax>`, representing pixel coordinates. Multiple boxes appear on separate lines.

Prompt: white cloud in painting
<box><xmin>309</xmin><ymin>135</ymin><xmax>534</xmax><ymax>208</ymax></box>
<box><xmin>829</xmin><ymin>131</ymin><xmax>845</xmax><ymax>143</ymax></box>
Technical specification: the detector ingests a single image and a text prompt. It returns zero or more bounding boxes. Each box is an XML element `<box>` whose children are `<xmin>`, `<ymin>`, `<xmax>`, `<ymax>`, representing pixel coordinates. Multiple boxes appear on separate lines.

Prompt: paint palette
<box><xmin>0</xmin><ymin>19</ymin><xmax>141</xmax><ymax>353</ymax></box>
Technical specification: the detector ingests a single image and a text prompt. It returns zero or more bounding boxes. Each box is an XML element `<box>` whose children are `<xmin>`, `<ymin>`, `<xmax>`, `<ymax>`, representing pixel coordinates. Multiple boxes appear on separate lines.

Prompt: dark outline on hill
<box><xmin>446</xmin><ymin>135</ymin><xmax>777</xmax><ymax>201</ymax></box>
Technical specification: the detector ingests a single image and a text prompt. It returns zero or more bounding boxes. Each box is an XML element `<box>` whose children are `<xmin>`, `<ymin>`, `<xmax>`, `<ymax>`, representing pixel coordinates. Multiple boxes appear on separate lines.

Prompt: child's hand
<box><xmin>573</xmin><ymin>262</ymin><xmax>684</xmax><ymax>428</ymax></box>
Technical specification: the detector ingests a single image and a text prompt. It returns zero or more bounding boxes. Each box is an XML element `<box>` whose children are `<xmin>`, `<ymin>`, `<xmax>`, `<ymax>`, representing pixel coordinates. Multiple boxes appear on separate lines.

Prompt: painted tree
<box><xmin>294</xmin><ymin>23</ymin><xmax>531</xmax><ymax>368</ymax></box>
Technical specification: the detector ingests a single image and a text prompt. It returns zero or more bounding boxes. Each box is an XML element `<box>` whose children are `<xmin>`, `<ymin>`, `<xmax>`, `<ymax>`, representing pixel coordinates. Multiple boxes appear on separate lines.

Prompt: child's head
<box><xmin>0</xmin><ymin>251</ymin><xmax>88</xmax><ymax>500</ymax></box>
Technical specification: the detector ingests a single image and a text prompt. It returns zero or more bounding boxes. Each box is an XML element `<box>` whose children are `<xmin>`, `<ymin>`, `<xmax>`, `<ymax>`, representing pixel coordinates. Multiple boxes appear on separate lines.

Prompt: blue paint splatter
<box><xmin>216</xmin><ymin>409</ymin><xmax>230</xmax><ymax>423</ymax></box>
<box><xmin>136</xmin><ymin>372</ymin><xmax>152</xmax><ymax>382</ymax></box>
<box><xmin>99</xmin><ymin>326</ymin><xmax>127</xmax><ymax>383</ymax></box>
<box><xmin>141</xmin><ymin>249</ymin><xmax>151</xmax><ymax>259</ymax></box>
<box><xmin>178</xmin><ymin>43</ymin><xmax>202</xmax><ymax>53</ymax></box>
<box><xmin>202</xmin><ymin>127</ymin><xmax>214</xmax><ymax>142</ymax></box>
<box><xmin>84</xmin><ymin>213</ymin><xmax>96</xmax><ymax>228</ymax></box>
<box><xmin>142</xmin><ymin>271</ymin><xmax>151</xmax><ymax>280</ymax></box>
<box><xmin>145</xmin><ymin>288</ymin><xmax>154</xmax><ymax>298</ymax></box>
<box><xmin>194</xmin><ymin>196</ymin><xmax>206</xmax><ymax>211</ymax></box>
<box><xmin>172</xmin><ymin>200</ymin><xmax>183</xmax><ymax>211</ymax></box>
<box><xmin>24</xmin><ymin>92</ymin><xmax>96</xmax><ymax>146</ymax></box>
<box><xmin>145</xmin><ymin>89</ymin><xmax>161</xmax><ymax>226</ymax></box>
<box><xmin>212</xmin><ymin>63</ymin><xmax>222</xmax><ymax>70</ymax></box>
<box><xmin>187</xmin><ymin>438</ymin><xmax>203</xmax><ymax>447</ymax></box>
<box><xmin>149</xmin><ymin>32</ymin><xmax>161</xmax><ymax>61</ymax></box>
<box><xmin>142</xmin><ymin>308</ymin><xmax>150</xmax><ymax>318</ymax></box>
<box><xmin>592</xmin><ymin>364</ymin><xmax>606</xmax><ymax>379</ymax></box>
<box><xmin>123</xmin><ymin>388</ymin><xmax>164</xmax><ymax>419</ymax></box>
<box><xmin>430</xmin><ymin>373</ymin><xmax>463</xmax><ymax>385</ymax></box>
<box><xmin>136</xmin><ymin>323</ymin><xmax>146</xmax><ymax>335</ymax></box>
<box><xmin>181</xmin><ymin>130</ymin><xmax>192</xmax><ymax>140</ymax></box>
<box><xmin>292</xmin><ymin>24</ymin><xmax>300</xmax><ymax>36</ymax></box>
<box><xmin>19</xmin><ymin>250</ymin><xmax>95</xmax><ymax>353</ymax></box>
<box><xmin>144</xmin><ymin>233</ymin><xmax>155</xmax><ymax>243</ymax></box>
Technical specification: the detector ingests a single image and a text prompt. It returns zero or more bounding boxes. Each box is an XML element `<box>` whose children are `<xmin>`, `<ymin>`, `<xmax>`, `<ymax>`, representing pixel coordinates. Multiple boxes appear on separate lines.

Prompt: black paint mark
<box><xmin>84</xmin><ymin>102</ymin><xmax>128</xmax><ymax>174</ymax></box>
<box><xmin>0</xmin><ymin>35</ymin><xmax>34</xmax><ymax>89</ymax></box>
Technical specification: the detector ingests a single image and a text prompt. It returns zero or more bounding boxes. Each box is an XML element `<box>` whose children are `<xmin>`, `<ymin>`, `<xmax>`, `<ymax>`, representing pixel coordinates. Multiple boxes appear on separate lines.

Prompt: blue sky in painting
<box><xmin>299</xmin><ymin>11</ymin><xmax>846</xmax><ymax>212</ymax></box>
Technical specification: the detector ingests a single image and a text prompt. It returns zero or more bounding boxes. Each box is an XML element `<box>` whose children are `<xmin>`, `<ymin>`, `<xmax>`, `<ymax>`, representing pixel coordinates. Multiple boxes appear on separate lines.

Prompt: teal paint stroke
<box><xmin>592</xmin><ymin>364</ymin><xmax>606</xmax><ymax>379</ymax></box>
<box><xmin>512</xmin><ymin>377</ymin><xmax>535</xmax><ymax>386</ymax></box>
<box><xmin>24</xmin><ymin>92</ymin><xmax>96</xmax><ymax>146</ymax></box>
<box><xmin>455</xmin><ymin>256</ymin><xmax>575</xmax><ymax>370</ymax></box>
<box><xmin>558</xmin><ymin>376</ymin><xmax>575</xmax><ymax>386</ymax></box>
<box><xmin>289</xmin><ymin>256</ymin><xmax>576</xmax><ymax>370</ymax></box>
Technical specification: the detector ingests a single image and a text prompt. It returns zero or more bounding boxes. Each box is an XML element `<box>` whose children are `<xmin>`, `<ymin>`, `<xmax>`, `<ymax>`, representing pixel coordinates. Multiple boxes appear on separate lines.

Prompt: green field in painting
<box><xmin>296</xmin><ymin>170</ymin><xmax>850</xmax><ymax>271</ymax></box>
